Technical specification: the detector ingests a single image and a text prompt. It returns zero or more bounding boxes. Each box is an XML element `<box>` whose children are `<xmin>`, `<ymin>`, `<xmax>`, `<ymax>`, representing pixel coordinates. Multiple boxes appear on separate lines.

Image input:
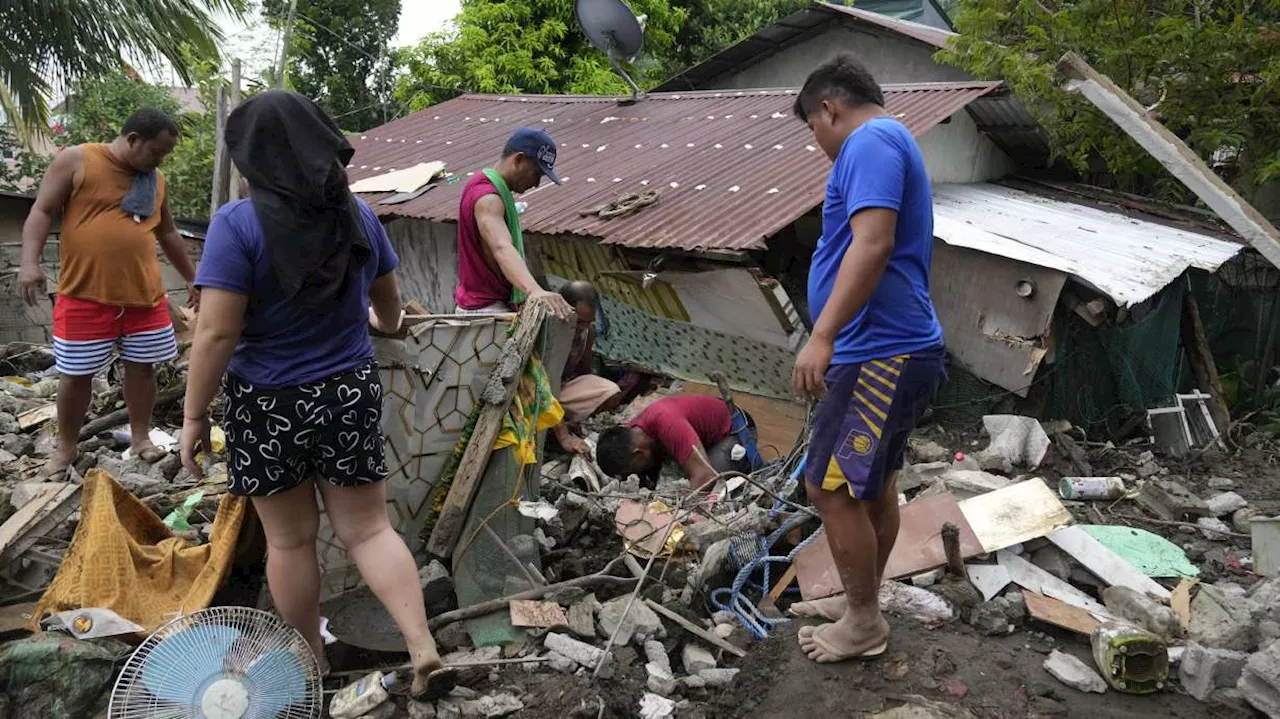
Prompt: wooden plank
<box><xmin>0</xmin><ymin>602</ymin><xmax>38</xmax><ymax>639</ymax></box>
<box><xmin>1046</xmin><ymin>526</ymin><xmax>1172</xmax><ymax>601</ymax></box>
<box><xmin>1181</xmin><ymin>291</ymin><xmax>1231</xmax><ymax>439</ymax></box>
<box><xmin>208</xmin><ymin>85</ymin><xmax>229</xmax><ymax>217</ymax></box>
<box><xmin>228</xmin><ymin>58</ymin><xmax>242</xmax><ymax>200</ymax></box>
<box><xmin>1024</xmin><ymin>590</ymin><xmax>1101</xmax><ymax>636</ymax></box>
<box><xmin>644</xmin><ymin>598</ymin><xmax>747</xmax><ymax>658</ymax></box>
<box><xmin>767</xmin><ymin>565</ymin><xmax>797</xmax><ymax>603</ymax></box>
<box><xmin>17</xmin><ymin>404</ymin><xmax>56</xmax><ymax>430</ymax></box>
<box><xmin>509</xmin><ymin>600</ymin><xmax>569</xmax><ymax>629</ymax></box>
<box><xmin>0</xmin><ymin>483</ymin><xmax>80</xmax><ymax>569</ymax></box>
<box><xmin>1171</xmin><ymin>578</ymin><xmax>1197</xmax><ymax>633</ymax></box>
<box><xmin>427</xmin><ymin>301</ymin><xmax>551</xmax><ymax>558</ymax></box>
<box><xmin>1056</xmin><ymin>52</ymin><xmax>1280</xmax><ymax>269</ymax></box>
<box><xmin>680</xmin><ymin>382</ymin><xmax>805</xmax><ymax>459</ymax></box>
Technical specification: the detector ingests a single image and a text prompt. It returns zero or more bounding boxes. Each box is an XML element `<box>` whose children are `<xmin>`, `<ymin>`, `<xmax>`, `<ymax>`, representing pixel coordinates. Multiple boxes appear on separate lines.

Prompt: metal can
<box><xmin>1059</xmin><ymin>476</ymin><xmax>1126</xmax><ymax>500</ymax></box>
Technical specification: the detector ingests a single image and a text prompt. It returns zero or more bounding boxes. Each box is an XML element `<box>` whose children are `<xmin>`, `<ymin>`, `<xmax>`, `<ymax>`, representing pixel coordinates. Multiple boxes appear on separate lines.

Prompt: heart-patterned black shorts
<box><xmin>221</xmin><ymin>359</ymin><xmax>388</xmax><ymax>497</ymax></box>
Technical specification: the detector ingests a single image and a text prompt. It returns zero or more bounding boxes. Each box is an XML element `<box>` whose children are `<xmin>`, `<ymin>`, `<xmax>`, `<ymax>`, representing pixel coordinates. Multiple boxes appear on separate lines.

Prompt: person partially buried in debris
<box><xmin>787</xmin><ymin>54</ymin><xmax>948</xmax><ymax>663</ymax></box>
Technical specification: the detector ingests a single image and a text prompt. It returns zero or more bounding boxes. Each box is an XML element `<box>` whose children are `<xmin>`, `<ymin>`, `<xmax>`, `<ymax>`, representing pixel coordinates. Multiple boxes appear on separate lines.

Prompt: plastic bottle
<box><xmin>328</xmin><ymin>670</ymin><xmax>400</xmax><ymax>719</ymax></box>
<box><xmin>1101</xmin><ymin>586</ymin><xmax>1178</xmax><ymax>638</ymax></box>
<box><xmin>1091</xmin><ymin>621</ymin><xmax>1169</xmax><ymax>694</ymax></box>
<box><xmin>1059</xmin><ymin>477</ymin><xmax>1126</xmax><ymax>500</ymax></box>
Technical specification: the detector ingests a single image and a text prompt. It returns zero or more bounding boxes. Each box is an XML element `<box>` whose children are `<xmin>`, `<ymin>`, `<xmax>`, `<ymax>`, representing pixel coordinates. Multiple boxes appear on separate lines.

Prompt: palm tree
<box><xmin>1</xmin><ymin>0</ymin><xmax>247</xmax><ymax>139</ymax></box>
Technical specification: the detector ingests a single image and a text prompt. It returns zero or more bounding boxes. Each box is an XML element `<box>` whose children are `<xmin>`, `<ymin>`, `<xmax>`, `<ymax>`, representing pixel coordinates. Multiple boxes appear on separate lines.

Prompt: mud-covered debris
<box><xmin>1044</xmin><ymin>650</ymin><xmax>1106</xmax><ymax>694</ymax></box>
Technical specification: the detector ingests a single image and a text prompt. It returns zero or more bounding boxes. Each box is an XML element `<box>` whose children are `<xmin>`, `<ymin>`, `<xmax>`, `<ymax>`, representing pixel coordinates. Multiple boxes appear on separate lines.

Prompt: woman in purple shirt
<box><xmin>179</xmin><ymin>92</ymin><xmax>448</xmax><ymax>697</ymax></box>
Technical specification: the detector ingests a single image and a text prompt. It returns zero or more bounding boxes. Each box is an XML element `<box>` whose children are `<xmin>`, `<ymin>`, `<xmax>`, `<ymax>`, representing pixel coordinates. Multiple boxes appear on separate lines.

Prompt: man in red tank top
<box><xmin>454</xmin><ymin>127</ymin><xmax>572</xmax><ymax>319</ymax></box>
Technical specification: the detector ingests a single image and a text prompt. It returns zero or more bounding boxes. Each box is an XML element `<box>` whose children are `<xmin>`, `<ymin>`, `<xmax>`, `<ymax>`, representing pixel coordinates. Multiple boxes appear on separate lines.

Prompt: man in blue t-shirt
<box><xmin>789</xmin><ymin>54</ymin><xmax>948</xmax><ymax>663</ymax></box>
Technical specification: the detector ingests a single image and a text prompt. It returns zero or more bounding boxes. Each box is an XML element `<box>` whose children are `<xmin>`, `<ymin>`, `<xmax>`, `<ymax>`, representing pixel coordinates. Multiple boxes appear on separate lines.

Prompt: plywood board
<box><xmin>1024</xmin><ymin>590</ymin><xmax>1100</xmax><ymax>635</ymax></box>
<box><xmin>1047</xmin><ymin>526</ymin><xmax>1172</xmax><ymax>600</ymax></box>
<box><xmin>793</xmin><ymin>493</ymin><xmax>984</xmax><ymax>600</ymax></box>
<box><xmin>17</xmin><ymin>404</ymin><xmax>56</xmax><ymax>430</ymax></box>
<box><xmin>509</xmin><ymin>600</ymin><xmax>569</xmax><ymax>629</ymax></box>
<box><xmin>680</xmin><ymin>382</ymin><xmax>805</xmax><ymax>460</ymax></box>
<box><xmin>958</xmin><ymin>480</ymin><xmax>1072</xmax><ymax>553</ymax></box>
<box><xmin>0</xmin><ymin>483</ymin><xmax>74</xmax><ymax>566</ymax></box>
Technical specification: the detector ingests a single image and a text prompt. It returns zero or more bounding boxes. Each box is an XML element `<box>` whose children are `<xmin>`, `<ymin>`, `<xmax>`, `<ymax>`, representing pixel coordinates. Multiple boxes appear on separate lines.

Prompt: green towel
<box><xmin>482</xmin><ymin>168</ymin><xmax>526</xmax><ymax>306</ymax></box>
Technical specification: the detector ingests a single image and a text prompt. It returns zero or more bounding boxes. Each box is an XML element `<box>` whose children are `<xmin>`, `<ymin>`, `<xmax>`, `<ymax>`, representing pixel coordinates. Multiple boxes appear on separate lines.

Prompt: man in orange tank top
<box><xmin>16</xmin><ymin>108</ymin><xmax>198</xmax><ymax>477</ymax></box>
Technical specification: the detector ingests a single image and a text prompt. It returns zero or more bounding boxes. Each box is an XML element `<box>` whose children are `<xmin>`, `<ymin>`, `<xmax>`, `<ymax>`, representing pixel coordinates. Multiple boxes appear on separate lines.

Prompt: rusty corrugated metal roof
<box><xmin>348</xmin><ymin>82</ymin><xmax>1001</xmax><ymax>252</ymax></box>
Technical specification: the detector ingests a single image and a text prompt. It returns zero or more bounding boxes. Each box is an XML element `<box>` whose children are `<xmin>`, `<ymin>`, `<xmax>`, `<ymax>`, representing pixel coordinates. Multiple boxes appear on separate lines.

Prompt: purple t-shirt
<box><xmin>195</xmin><ymin>198</ymin><xmax>398</xmax><ymax>388</ymax></box>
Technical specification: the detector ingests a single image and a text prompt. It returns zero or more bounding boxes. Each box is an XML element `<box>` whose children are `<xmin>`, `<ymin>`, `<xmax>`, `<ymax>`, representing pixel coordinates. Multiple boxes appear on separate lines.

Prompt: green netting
<box><xmin>1051</xmin><ymin>282</ymin><xmax>1186</xmax><ymax>435</ymax></box>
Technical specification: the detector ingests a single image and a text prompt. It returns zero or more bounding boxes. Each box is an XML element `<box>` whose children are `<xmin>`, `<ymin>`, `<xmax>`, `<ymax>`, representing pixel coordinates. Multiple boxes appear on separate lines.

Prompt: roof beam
<box><xmin>1057</xmin><ymin>52</ymin><xmax>1280</xmax><ymax>268</ymax></box>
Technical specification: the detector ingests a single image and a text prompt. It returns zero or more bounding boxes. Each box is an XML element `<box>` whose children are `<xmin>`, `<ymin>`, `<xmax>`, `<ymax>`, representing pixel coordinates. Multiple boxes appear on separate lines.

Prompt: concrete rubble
<box><xmin>1044</xmin><ymin>650</ymin><xmax>1107</xmax><ymax>694</ymax></box>
<box><xmin>1179</xmin><ymin>642</ymin><xmax>1249</xmax><ymax>701</ymax></box>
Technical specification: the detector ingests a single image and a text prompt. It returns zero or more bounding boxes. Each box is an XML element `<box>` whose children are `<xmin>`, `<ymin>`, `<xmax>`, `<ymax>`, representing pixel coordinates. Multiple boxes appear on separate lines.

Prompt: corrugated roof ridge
<box><xmin>454</xmin><ymin>81</ymin><xmax>1002</xmax><ymax>105</ymax></box>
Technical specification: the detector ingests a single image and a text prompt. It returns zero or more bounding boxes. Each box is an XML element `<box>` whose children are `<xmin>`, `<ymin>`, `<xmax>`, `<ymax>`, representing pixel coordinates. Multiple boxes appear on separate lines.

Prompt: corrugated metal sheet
<box><xmin>819</xmin><ymin>1</ymin><xmax>955</xmax><ymax>48</ymax></box>
<box><xmin>538</xmin><ymin>237</ymin><xmax>689</xmax><ymax>320</ymax></box>
<box><xmin>348</xmin><ymin>83</ymin><xmax>1000</xmax><ymax>252</ymax></box>
<box><xmin>932</xmin><ymin>183</ymin><xmax>1244</xmax><ymax>308</ymax></box>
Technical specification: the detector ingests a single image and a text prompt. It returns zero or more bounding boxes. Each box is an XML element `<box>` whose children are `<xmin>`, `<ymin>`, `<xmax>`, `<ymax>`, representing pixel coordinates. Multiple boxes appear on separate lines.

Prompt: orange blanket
<box><xmin>31</xmin><ymin>469</ymin><xmax>247</xmax><ymax>632</ymax></box>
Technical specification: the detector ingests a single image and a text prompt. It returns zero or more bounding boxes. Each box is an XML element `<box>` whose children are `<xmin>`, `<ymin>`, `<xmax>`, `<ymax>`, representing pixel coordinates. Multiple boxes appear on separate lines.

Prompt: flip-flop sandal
<box><xmin>799</xmin><ymin>624</ymin><xmax>888</xmax><ymax>662</ymax></box>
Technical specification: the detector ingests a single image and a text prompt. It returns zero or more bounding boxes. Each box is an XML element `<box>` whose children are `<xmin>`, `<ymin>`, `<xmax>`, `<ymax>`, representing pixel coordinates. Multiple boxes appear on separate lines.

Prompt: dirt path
<box><xmin>704</xmin><ymin>618</ymin><xmax>1243</xmax><ymax>719</ymax></box>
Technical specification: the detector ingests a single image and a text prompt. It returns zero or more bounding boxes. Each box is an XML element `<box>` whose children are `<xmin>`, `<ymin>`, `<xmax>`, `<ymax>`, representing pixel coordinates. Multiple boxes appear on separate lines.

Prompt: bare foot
<box><xmin>797</xmin><ymin>614</ymin><xmax>890</xmax><ymax>663</ymax></box>
<box><xmin>132</xmin><ymin>440</ymin><xmax>167</xmax><ymax>463</ymax></box>
<box><xmin>305</xmin><ymin>638</ymin><xmax>331</xmax><ymax>677</ymax></box>
<box><xmin>40</xmin><ymin>446</ymin><xmax>77</xmax><ymax>478</ymax></box>
<box><xmin>409</xmin><ymin>641</ymin><xmax>451</xmax><ymax>700</ymax></box>
<box><xmin>789</xmin><ymin>595</ymin><xmax>848</xmax><ymax>621</ymax></box>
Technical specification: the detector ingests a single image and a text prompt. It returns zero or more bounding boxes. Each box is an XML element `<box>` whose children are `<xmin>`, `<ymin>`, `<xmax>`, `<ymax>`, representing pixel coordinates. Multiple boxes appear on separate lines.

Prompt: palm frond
<box><xmin>0</xmin><ymin>0</ymin><xmax>248</xmax><ymax>135</ymax></box>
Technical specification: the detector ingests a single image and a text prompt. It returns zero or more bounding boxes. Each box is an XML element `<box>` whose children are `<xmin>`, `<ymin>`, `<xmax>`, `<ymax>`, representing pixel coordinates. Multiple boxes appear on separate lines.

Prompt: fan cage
<box><xmin>108</xmin><ymin>606</ymin><xmax>323</xmax><ymax>719</ymax></box>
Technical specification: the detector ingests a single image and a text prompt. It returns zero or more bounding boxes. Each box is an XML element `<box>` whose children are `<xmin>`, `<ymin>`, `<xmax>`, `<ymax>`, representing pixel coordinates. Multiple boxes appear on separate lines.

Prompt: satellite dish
<box><xmin>576</xmin><ymin>0</ymin><xmax>647</xmax><ymax>102</ymax></box>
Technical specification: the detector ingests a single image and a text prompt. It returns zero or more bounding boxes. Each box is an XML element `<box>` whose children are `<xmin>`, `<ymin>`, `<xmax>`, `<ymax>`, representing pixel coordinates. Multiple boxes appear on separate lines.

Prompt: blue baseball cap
<box><xmin>505</xmin><ymin>127</ymin><xmax>563</xmax><ymax>185</ymax></box>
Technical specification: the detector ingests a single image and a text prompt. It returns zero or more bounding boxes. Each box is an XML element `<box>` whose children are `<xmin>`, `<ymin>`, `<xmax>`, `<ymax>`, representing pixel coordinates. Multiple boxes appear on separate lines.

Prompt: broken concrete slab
<box><xmin>681</xmin><ymin>643</ymin><xmax>717</xmax><ymax>674</ymax></box>
<box><xmin>978</xmin><ymin>415</ymin><xmax>1050</xmax><ymax>470</ymax></box>
<box><xmin>682</xmin><ymin>505</ymin><xmax>771</xmax><ymax>553</ymax></box>
<box><xmin>1209</xmin><ymin>477</ymin><xmax>1236</xmax><ymax>491</ymax></box>
<box><xmin>545</xmin><ymin>632</ymin><xmax>611</xmax><ymax>674</ymax></box>
<box><xmin>644</xmin><ymin>640</ymin><xmax>671</xmax><ymax>675</ymax></box>
<box><xmin>567</xmin><ymin>595</ymin><xmax>601</xmax><ymax>639</ymax></box>
<box><xmin>941</xmin><ymin>470</ymin><xmax>1014</xmax><ymax>497</ymax></box>
<box><xmin>1179</xmin><ymin>642</ymin><xmax>1249</xmax><ymax>701</ymax></box>
<box><xmin>898</xmin><ymin>461</ymin><xmax>950</xmax><ymax>493</ymax></box>
<box><xmin>1136</xmin><ymin>478</ymin><xmax>1209</xmax><ymax>521</ymax></box>
<box><xmin>1030</xmin><ymin>545</ymin><xmax>1074</xmax><ymax>582</ymax></box>
<box><xmin>1197</xmin><ymin>517</ymin><xmax>1234</xmax><ymax>540</ymax></box>
<box><xmin>645</xmin><ymin>661</ymin><xmax>678</xmax><ymax>695</ymax></box>
<box><xmin>1044</xmin><ymin>650</ymin><xmax>1107</xmax><ymax>694</ymax></box>
<box><xmin>1234</xmin><ymin>508</ymin><xmax>1262</xmax><ymax>535</ymax></box>
<box><xmin>697</xmin><ymin>667</ymin><xmax>740</xmax><ymax>688</ymax></box>
<box><xmin>968</xmin><ymin>601</ymin><xmax>1012</xmax><ymax>636</ymax></box>
<box><xmin>598</xmin><ymin>595</ymin><xmax>665</xmax><ymax>645</ymax></box>
<box><xmin>459</xmin><ymin>694</ymin><xmax>523</xmax><ymax>718</ymax></box>
<box><xmin>510</xmin><ymin>600</ymin><xmax>569</xmax><ymax>629</ymax></box>
<box><xmin>638</xmin><ymin>693</ymin><xmax>677</xmax><ymax>719</ymax></box>
<box><xmin>1237</xmin><ymin>639</ymin><xmax>1280</xmax><ymax>716</ymax></box>
<box><xmin>1207</xmin><ymin>492</ymin><xmax>1248</xmax><ymax>518</ymax></box>
<box><xmin>909</xmin><ymin>438</ymin><xmax>952</xmax><ymax>465</ymax></box>
<box><xmin>1190</xmin><ymin>585</ymin><xmax>1258</xmax><ymax>653</ymax></box>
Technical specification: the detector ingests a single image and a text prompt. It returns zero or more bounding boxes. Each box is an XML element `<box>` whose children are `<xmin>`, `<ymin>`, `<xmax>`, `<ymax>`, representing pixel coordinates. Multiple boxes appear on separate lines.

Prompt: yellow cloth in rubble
<box><xmin>493</xmin><ymin>357</ymin><xmax>564</xmax><ymax>465</ymax></box>
<box><xmin>30</xmin><ymin>469</ymin><xmax>247</xmax><ymax>632</ymax></box>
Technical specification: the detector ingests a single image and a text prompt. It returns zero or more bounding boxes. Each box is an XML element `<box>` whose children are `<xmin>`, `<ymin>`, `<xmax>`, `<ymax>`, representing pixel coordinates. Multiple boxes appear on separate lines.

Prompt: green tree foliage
<box><xmin>395</xmin><ymin>0</ymin><xmax>687</xmax><ymax>111</ymax></box>
<box><xmin>661</xmin><ymin>0</ymin><xmax>815</xmax><ymax>78</ymax></box>
<box><xmin>53</xmin><ymin>60</ymin><xmax>244</xmax><ymax>220</ymax></box>
<box><xmin>1</xmin><ymin>0</ymin><xmax>246</xmax><ymax>138</ymax></box>
<box><xmin>263</xmin><ymin>0</ymin><xmax>401</xmax><ymax>131</ymax></box>
<box><xmin>938</xmin><ymin>0</ymin><xmax>1280</xmax><ymax>202</ymax></box>
<box><xmin>0</xmin><ymin>132</ymin><xmax>51</xmax><ymax>193</ymax></box>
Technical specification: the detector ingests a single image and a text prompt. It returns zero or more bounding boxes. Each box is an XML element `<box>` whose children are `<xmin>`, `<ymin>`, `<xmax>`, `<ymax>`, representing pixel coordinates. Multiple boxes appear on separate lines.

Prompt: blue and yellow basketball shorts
<box><xmin>804</xmin><ymin>348</ymin><xmax>947</xmax><ymax>500</ymax></box>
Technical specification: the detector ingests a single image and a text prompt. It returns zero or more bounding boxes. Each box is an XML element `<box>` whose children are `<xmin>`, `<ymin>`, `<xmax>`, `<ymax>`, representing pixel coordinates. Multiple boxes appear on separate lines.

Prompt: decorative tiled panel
<box><xmin>316</xmin><ymin>315</ymin><xmax>510</xmax><ymax>599</ymax></box>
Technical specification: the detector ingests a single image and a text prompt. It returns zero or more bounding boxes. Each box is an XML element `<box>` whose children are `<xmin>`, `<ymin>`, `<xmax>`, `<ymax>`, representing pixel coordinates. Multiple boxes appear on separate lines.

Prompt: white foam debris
<box><xmin>773</xmin><ymin>144</ymin><xmax>784</xmax><ymax>150</ymax></box>
<box><xmin>767</xmin><ymin>188</ymin><xmax>779</xmax><ymax>194</ymax></box>
<box><xmin>771</xmin><ymin>112</ymin><xmax>787</xmax><ymax>119</ymax></box>
<box><xmin>596</xmin><ymin>145</ymin><xmax>608</xmax><ymax>152</ymax></box>
<box><xmin>669</xmin><ymin>182</ymin><xmax>679</xmax><ymax>189</ymax></box>
<box><xmin>695</xmin><ymin>185</ymin><xmax>706</xmax><ymax>191</ymax></box>
<box><xmin>743</xmin><ymin>144</ymin><xmax>754</xmax><ymax>149</ymax></box>
<box><xmin>729</xmin><ymin>185</ymin><xmax>740</xmax><ymax>192</ymax></box>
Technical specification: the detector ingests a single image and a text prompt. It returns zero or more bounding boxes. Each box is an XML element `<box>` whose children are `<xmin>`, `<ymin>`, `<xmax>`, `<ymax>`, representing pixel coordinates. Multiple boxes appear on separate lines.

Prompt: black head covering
<box><xmin>226</xmin><ymin>91</ymin><xmax>370</xmax><ymax>307</ymax></box>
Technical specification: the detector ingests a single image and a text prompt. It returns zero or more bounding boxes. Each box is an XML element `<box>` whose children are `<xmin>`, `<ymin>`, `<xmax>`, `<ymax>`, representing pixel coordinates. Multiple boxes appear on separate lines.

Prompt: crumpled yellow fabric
<box><xmin>31</xmin><ymin>469</ymin><xmax>247</xmax><ymax>632</ymax></box>
<box><xmin>493</xmin><ymin>357</ymin><xmax>564</xmax><ymax>465</ymax></box>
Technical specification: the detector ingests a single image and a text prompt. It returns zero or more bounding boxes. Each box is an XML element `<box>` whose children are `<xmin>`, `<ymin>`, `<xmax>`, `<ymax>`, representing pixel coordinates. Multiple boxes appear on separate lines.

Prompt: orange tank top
<box><xmin>57</xmin><ymin>144</ymin><xmax>167</xmax><ymax>307</ymax></box>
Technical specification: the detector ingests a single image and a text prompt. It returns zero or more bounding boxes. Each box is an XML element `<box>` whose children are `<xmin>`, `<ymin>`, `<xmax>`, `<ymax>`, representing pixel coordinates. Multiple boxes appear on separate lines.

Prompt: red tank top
<box><xmin>455</xmin><ymin>173</ymin><xmax>513</xmax><ymax>310</ymax></box>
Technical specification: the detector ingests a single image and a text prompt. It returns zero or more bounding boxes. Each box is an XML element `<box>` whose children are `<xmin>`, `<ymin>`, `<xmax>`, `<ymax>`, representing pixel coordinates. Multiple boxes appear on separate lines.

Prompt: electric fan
<box><xmin>108</xmin><ymin>607</ymin><xmax>323</xmax><ymax>719</ymax></box>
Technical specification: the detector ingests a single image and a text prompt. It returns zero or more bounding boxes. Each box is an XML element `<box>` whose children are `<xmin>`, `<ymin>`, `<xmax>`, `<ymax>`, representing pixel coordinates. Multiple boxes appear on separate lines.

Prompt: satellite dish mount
<box><xmin>576</xmin><ymin>0</ymin><xmax>647</xmax><ymax>104</ymax></box>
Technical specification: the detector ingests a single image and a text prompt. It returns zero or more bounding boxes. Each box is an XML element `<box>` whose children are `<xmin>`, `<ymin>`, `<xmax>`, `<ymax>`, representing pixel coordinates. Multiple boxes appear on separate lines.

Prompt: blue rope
<box><xmin>710</xmin><ymin>511</ymin><xmax>819</xmax><ymax>640</ymax></box>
